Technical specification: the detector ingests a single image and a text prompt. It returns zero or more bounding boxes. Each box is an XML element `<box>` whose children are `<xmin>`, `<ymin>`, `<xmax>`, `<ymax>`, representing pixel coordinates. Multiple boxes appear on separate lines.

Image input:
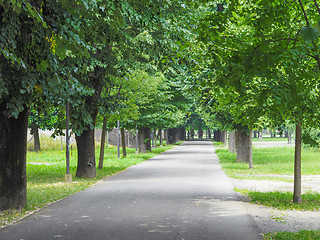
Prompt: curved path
<box><xmin>0</xmin><ymin>141</ymin><xmax>261</xmax><ymax>240</ymax></box>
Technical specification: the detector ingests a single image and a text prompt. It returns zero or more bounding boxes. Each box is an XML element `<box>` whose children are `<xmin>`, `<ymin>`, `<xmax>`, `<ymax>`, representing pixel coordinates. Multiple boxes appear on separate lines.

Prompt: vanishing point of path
<box><xmin>0</xmin><ymin>141</ymin><xmax>261</xmax><ymax>240</ymax></box>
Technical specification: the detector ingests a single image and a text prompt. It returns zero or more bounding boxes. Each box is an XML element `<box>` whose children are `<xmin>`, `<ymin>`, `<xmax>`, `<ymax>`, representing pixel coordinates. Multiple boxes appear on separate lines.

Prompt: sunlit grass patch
<box><xmin>216</xmin><ymin>146</ymin><xmax>320</xmax><ymax>177</ymax></box>
<box><xmin>236</xmin><ymin>190</ymin><xmax>320</xmax><ymax>211</ymax></box>
<box><xmin>264</xmin><ymin>230</ymin><xmax>320</xmax><ymax>240</ymax></box>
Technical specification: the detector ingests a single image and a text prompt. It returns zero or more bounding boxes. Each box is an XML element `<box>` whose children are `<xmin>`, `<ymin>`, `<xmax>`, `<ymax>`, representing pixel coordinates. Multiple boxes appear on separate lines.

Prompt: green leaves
<box><xmin>301</xmin><ymin>25</ymin><xmax>319</xmax><ymax>42</ymax></box>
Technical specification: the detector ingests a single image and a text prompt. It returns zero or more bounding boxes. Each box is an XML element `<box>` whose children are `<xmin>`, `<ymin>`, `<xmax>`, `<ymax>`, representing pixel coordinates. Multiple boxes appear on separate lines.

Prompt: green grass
<box><xmin>216</xmin><ymin>146</ymin><xmax>320</xmax><ymax>177</ymax></box>
<box><xmin>0</xmin><ymin>140</ymin><xmax>176</xmax><ymax>228</ymax></box>
<box><xmin>213</xmin><ymin>141</ymin><xmax>225</xmax><ymax>146</ymax></box>
<box><xmin>252</xmin><ymin>137</ymin><xmax>289</xmax><ymax>142</ymax></box>
<box><xmin>216</xmin><ymin>146</ymin><xmax>320</xmax><ymax>211</ymax></box>
<box><xmin>264</xmin><ymin>230</ymin><xmax>320</xmax><ymax>240</ymax></box>
<box><xmin>236</xmin><ymin>189</ymin><xmax>320</xmax><ymax>211</ymax></box>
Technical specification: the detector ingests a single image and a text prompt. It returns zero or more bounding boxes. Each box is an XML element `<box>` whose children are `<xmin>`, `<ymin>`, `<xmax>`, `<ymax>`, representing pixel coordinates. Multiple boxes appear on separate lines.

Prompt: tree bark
<box><xmin>221</xmin><ymin>130</ymin><xmax>228</xmax><ymax>144</ymax></box>
<box><xmin>199</xmin><ymin>120</ymin><xmax>203</xmax><ymax>140</ymax></box>
<box><xmin>167</xmin><ymin>128</ymin><xmax>179</xmax><ymax>144</ymax></box>
<box><xmin>191</xmin><ymin>123</ymin><xmax>195</xmax><ymax>140</ymax></box>
<box><xmin>138</xmin><ymin>127</ymin><xmax>151</xmax><ymax>153</ymax></box>
<box><xmin>177</xmin><ymin>127</ymin><xmax>186</xmax><ymax>141</ymax></box>
<box><xmin>228</xmin><ymin>131</ymin><xmax>238</xmax><ymax>154</ymax></box>
<box><xmin>75</xmin><ymin>68</ymin><xmax>103</xmax><ymax>178</ymax></box>
<box><xmin>259</xmin><ymin>131</ymin><xmax>263</xmax><ymax>141</ymax></box>
<box><xmin>75</xmin><ymin>128</ymin><xmax>96</xmax><ymax>178</ymax></box>
<box><xmin>293</xmin><ymin>122</ymin><xmax>302</xmax><ymax>203</ymax></box>
<box><xmin>214</xmin><ymin>130</ymin><xmax>222</xmax><ymax>142</ymax></box>
<box><xmin>0</xmin><ymin>107</ymin><xmax>29</xmax><ymax>210</ymax></box>
<box><xmin>208</xmin><ymin>128</ymin><xmax>211</xmax><ymax>139</ymax></box>
<box><xmin>236</xmin><ymin>129</ymin><xmax>253</xmax><ymax>169</ymax></box>
<box><xmin>121</xmin><ymin>128</ymin><xmax>127</xmax><ymax>158</ymax></box>
<box><xmin>98</xmin><ymin>117</ymin><xmax>107</xmax><ymax>169</ymax></box>
<box><xmin>159</xmin><ymin>128</ymin><xmax>163</xmax><ymax>146</ymax></box>
<box><xmin>31</xmin><ymin>121</ymin><xmax>40</xmax><ymax>152</ymax></box>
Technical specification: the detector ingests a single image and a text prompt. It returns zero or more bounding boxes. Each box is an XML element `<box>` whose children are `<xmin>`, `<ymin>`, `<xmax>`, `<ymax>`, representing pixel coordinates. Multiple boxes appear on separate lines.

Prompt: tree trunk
<box><xmin>228</xmin><ymin>131</ymin><xmax>238</xmax><ymax>154</ymax></box>
<box><xmin>154</xmin><ymin>129</ymin><xmax>157</xmax><ymax>148</ymax></box>
<box><xmin>32</xmin><ymin>121</ymin><xmax>40</xmax><ymax>152</ymax></box>
<box><xmin>214</xmin><ymin>130</ymin><xmax>222</xmax><ymax>142</ymax></box>
<box><xmin>151</xmin><ymin>129</ymin><xmax>155</xmax><ymax>149</ymax></box>
<box><xmin>199</xmin><ymin>120</ymin><xmax>203</xmax><ymax>140</ymax></box>
<box><xmin>159</xmin><ymin>128</ymin><xmax>163</xmax><ymax>146</ymax></box>
<box><xmin>121</xmin><ymin>128</ymin><xmax>127</xmax><ymax>158</ymax></box>
<box><xmin>259</xmin><ymin>131</ymin><xmax>263</xmax><ymax>141</ymax></box>
<box><xmin>177</xmin><ymin>127</ymin><xmax>186</xmax><ymax>141</ymax></box>
<box><xmin>167</xmin><ymin>128</ymin><xmax>179</xmax><ymax>144</ymax></box>
<box><xmin>75</xmin><ymin>129</ymin><xmax>96</xmax><ymax>178</ymax></box>
<box><xmin>208</xmin><ymin>128</ymin><xmax>211</xmax><ymax>139</ymax></box>
<box><xmin>98</xmin><ymin>117</ymin><xmax>107</xmax><ymax>169</ymax></box>
<box><xmin>138</xmin><ymin>127</ymin><xmax>151</xmax><ymax>153</ymax></box>
<box><xmin>191</xmin><ymin>123</ymin><xmax>195</xmax><ymax>140</ymax></box>
<box><xmin>236</xmin><ymin>129</ymin><xmax>253</xmax><ymax>169</ymax></box>
<box><xmin>293</xmin><ymin>122</ymin><xmax>302</xmax><ymax>203</ymax></box>
<box><xmin>221</xmin><ymin>130</ymin><xmax>228</xmax><ymax>144</ymax></box>
<box><xmin>75</xmin><ymin>68</ymin><xmax>103</xmax><ymax>178</ymax></box>
<box><xmin>0</xmin><ymin>107</ymin><xmax>29</xmax><ymax>210</ymax></box>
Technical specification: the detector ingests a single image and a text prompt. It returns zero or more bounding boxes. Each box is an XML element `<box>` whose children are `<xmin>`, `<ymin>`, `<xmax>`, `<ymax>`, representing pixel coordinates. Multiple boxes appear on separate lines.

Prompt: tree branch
<box><xmin>314</xmin><ymin>0</ymin><xmax>320</xmax><ymax>15</ymax></box>
<box><xmin>298</xmin><ymin>0</ymin><xmax>310</xmax><ymax>25</ymax></box>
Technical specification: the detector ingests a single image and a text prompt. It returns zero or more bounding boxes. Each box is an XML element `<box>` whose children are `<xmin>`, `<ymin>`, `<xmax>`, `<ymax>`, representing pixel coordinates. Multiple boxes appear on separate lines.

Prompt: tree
<box><xmin>0</xmin><ymin>0</ymin><xmax>83</xmax><ymax>210</ymax></box>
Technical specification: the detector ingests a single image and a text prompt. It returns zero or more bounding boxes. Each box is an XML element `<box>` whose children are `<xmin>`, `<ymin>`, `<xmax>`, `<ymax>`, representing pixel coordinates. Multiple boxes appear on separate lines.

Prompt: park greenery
<box><xmin>1</xmin><ymin>0</ymin><xmax>320</xmax><ymax>222</ymax></box>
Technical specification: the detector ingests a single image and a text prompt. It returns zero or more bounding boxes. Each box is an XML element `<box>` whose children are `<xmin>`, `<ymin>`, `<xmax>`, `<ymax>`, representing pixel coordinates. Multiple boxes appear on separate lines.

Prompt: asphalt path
<box><xmin>0</xmin><ymin>141</ymin><xmax>262</xmax><ymax>240</ymax></box>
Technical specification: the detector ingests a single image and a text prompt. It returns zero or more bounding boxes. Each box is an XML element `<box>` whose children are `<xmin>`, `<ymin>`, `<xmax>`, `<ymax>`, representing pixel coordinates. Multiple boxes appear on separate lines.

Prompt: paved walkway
<box><xmin>0</xmin><ymin>141</ymin><xmax>261</xmax><ymax>240</ymax></box>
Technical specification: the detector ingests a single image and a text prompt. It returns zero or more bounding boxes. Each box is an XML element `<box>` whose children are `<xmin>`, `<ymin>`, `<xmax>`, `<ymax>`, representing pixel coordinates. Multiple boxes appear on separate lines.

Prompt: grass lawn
<box><xmin>0</xmin><ymin>137</ymin><xmax>178</xmax><ymax>228</ymax></box>
<box><xmin>216</xmin><ymin>146</ymin><xmax>320</xmax><ymax>177</ymax></box>
<box><xmin>252</xmin><ymin>137</ymin><xmax>289</xmax><ymax>142</ymax></box>
<box><xmin>264</xmin><ymin>230</ymin><xmax>320</xmax><ymax>240</ymax></box>
<box><xmin>215</xmin><ymin>145</ymin><xmax>320</xmax><ymax>239</ymax></box>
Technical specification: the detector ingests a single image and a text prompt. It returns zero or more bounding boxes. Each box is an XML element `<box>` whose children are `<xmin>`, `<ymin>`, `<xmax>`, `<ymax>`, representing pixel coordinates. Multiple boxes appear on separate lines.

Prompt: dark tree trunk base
<box><xmin>138</xmin><ymin>127</ymin><xmax>151</xmax><ymax>153</ymax></box>
<box><xmin>0</xmin><ymin>107</ymin><xmax>29</xmax><ymax>210</ymax></box>
<box><xmin>75</xmin><ymin>129</ymin><xmax>96</xmax><ymax>178</ymax></box>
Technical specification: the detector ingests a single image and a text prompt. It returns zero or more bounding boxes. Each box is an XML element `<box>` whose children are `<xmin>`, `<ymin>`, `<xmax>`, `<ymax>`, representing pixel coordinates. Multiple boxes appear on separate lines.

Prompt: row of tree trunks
<box><xmin>166</xmin><ymin>127</ymin><xmax>186</xmax><ymax>144</ymax></box>
<box><xmin>0</xmin><ymin>107</ymin><xmax>29</xmax><ymax>210</ymax></box>
<box><xmin>214</xmin><ymin>130</ymin><xmax>228</xmax><ymax>144</ymax></box>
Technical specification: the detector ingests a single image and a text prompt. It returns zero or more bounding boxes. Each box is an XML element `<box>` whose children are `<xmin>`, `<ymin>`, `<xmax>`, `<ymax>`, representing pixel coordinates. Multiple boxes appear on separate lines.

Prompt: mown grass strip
<box><xmin>264</xmin><ymin>230</ymin><xmax>320</xmax><ymax>240</ymax></box>
<box><xmin>216</xmin><ymin>146</ymin><xmax>320</xmax><ymax>176</ymax></box>
<box><xmin>236</xmin><ymin>189</ymin><xmax>320</xmax><ymax>211</ymax></box>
